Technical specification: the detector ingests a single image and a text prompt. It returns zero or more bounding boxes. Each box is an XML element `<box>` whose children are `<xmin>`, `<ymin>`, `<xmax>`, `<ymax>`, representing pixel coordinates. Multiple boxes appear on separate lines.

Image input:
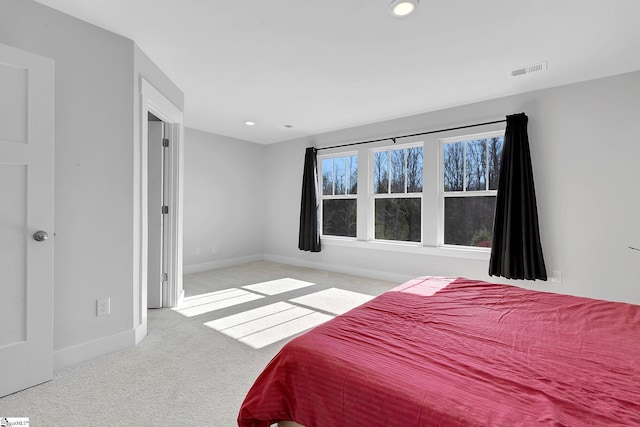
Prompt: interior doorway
<box><xmin>147</xmin><ymin>112</ymin><xmax>168</xmax><ymax>309</ymax></box>
<box><xmin>136</xmin><ymin>77</ymin><xmax>184</xmax><ymax>344</ymax></box>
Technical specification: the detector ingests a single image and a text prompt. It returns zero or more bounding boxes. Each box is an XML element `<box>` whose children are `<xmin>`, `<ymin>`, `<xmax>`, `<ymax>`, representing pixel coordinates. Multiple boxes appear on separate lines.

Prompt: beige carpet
<box><xmin>0</xmin><ymin>262</ymin><xmax>397</xmax><ymax>426</ymax></box>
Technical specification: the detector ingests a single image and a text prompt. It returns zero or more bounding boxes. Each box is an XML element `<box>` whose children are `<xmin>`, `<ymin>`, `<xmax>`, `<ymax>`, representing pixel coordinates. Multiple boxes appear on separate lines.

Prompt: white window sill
<box><xmin>321</xmin><ymin>237</ymin><xmax>491</xmax><ymax>261</ymax></box>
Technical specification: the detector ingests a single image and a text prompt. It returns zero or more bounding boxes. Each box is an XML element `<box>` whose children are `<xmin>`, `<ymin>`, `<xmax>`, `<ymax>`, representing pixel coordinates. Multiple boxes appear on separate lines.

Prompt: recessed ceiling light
<box><xmin>389</xmin><ymin>0</ymin><xmax>419</xmax><ymax>17</ymax></box>
<box><xmin>245</xmin><ymin>121</ymin><xmax>255</xmax><ymax>126</ymax></box>
<box><xmin>284</xmin><ymin>125</ymin><xmax>294</xmax><ymax>129</ymax></box>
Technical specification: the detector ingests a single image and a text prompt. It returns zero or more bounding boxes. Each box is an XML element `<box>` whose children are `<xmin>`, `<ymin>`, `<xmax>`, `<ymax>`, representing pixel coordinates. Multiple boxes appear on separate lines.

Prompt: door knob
<box><xmin>33</xmin><ymin>230</ymin><xmax>49</xmax><ymax>242</ymax></box>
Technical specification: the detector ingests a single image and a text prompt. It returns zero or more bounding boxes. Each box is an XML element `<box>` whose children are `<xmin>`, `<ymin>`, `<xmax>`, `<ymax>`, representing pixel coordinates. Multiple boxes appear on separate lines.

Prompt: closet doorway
<box><xmin>147</xmin><ymin>112</ymin><xmax>168</xmax><ymax>308</ymax></box>
<box><xmin>136</xmin><ymin>77</ymin><xmax>184</xmax><ymax>344</ymax></box>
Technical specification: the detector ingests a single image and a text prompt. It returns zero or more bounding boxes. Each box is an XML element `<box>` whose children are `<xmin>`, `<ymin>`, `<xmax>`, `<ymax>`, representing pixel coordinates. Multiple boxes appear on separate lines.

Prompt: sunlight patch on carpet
<box><xmin>204</xmin><ymin>302</ymin><xmax>333</xmax><ymax>349</ymax></box>
<box><xmin>173</xmin><ymin>288</ymin><xmax>264</xmax><ymax>317</ymax></box>
<box><xmin>290</xmin><ymin>288</ymin><xmax>374</xmax><ymax>315</ymax></box>
<box><xmin>242</xmin><ymin>278</ymin><xmax>315</xmax><ymax>295</ymax></box>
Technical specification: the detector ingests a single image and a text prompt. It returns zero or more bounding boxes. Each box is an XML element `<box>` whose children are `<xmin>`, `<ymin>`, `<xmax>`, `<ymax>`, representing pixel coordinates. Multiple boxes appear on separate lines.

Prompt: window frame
<box><xmin>438</xmin><ymin>130</ymin><xmax>505</xmax><ymax>250</ymax></box>
<box><xmin>370</xmin><ymin>142</ymin><xmax>424</xmax><ymax>244</ymax></box>
<box><xmin>318</xmin><ymin>151</ymin><xmax>359</xmax><ymax>240</ymax></box>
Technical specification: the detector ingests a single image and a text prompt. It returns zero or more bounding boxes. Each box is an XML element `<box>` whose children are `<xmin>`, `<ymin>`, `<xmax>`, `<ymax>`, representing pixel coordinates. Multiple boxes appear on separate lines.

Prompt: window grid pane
<box><xmin>407</xmin><ymin>147</ymin><xmax>423</xmax><ymax>193</ymax></box>
<box><xmin>374</xmin><ymin>198</ymin><xmax>421</xmax><ymax>242</ymax></box>
<box><xmin>488</xmin><ymin>136</ymin><xmax>504</xmax><ymax>190</ymax></box>
<box><xmin>465</xmin><ymin>139</ymin><xmax>487</xmax><ymax>191</ymax></box>
<box><xmin>348</xmin><ymin>155</ymin><xmax>357</xmax><ymax>195</ymax></box>
<box><xmin>376</xmin><ymin>146</ymin><xmax>424</xmax><ymax>195</ymax></box>
<box><xmin>374</xmin><ymin>151</ymin><xmax>389</xmax><ymax>194</ymax></box>
<box><xmin>334</xmin><ymin>157</ymin><xmax>346</xmax><ymax>195</ymax></box>
<box><xmin>390</xmin><ymin>149</ymin><xmax>405</xmax><ymax>193</ymax></box>
<box><xmin>322</xmin><ymin>158</ymin><xmax>333</xmax><ymax>196</ymax></box>
<box><xmin>443</xmin><ymin>142</ymin><xmax>464</xmax><ymax>192</ymax></box>
<box><xmin>323</xmin><ymin>199</ymin><xmax>357</xmax><ymax>238</ymax></box>
<box><xmin>444</xmin><ymin>196</ymin><xmax>496</xmax><ymax>247</ymax></box>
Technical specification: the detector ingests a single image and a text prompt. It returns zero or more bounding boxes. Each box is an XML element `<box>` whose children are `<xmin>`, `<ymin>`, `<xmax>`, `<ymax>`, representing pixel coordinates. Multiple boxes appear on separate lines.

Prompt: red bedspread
<box><xmin>238</xmin><ymin>277</ymin><xmax>640</xmax><ymax>426</ymax></box>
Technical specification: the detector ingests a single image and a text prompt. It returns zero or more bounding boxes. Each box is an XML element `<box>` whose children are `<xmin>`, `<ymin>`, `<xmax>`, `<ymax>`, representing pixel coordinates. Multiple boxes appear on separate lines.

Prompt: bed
<box><xmin>237</xmin><ymin>276</ymin><xmax>640</xmax><ymax>426</ymax></box>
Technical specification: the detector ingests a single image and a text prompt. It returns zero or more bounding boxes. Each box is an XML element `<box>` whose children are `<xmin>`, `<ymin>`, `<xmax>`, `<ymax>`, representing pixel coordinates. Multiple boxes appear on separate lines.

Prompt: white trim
<box><xmin>135</xmin><ymin>78</ymin><xmax>184</xmax><ymax>345</ymax></box>
<box><xmin>134</xmin><ymin>320</ymin><xmax>147</xmax><ymax>345</ymax></box>
<box><xmin>161</xmin><ymin>119</ymin><xmax>184</xmax><ymax>309</ymax></box>
<box><xmin>263</xmin><ymin>253</ymin><xmax>413</xmax><ymax>284</ymax></box>
<box><xmin>54</xmin><ymin>329</ymin><xmax>135</xmax><ymax>372</ymax></box>
<box><xmin>321</xmin><ymin>236</ymin><xmax>490</xmax><ymax>260</ymax></box>
<box><xmin>183</xmin><ymin>254</ymin><xmax>264</xmax><ymax>275</ymax></box>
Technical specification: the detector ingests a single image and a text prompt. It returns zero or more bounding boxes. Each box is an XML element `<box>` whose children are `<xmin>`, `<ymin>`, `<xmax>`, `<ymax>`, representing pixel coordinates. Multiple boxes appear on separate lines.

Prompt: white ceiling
<box><xmin>33</xmin><ymin>0</ymin><xmax>640</xmax><ymax>144</ymax></box>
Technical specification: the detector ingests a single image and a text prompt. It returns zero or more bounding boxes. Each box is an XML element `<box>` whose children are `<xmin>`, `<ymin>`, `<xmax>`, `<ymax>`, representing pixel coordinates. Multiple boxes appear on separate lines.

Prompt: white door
<box><xmin>147</xmin><ymin>118</ymin><xmax>165</xmax><ymax>308</ymax></box>
<box><xmin>0</xmin><ymin>43</ymin><xmax>54</xmax><ymax>397</ymax></box>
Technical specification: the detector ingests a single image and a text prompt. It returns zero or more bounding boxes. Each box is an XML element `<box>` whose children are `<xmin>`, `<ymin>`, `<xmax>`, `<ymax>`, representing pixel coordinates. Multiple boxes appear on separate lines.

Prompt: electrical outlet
<box><xmin>550</xmin><ymin>271</ymin><xmax>562</xmax><ymax>283</ymax></box>
<box><xmin>97</xmin><ymin>298</ymin><xmax>111</xmax><ymax>316</ymax></box>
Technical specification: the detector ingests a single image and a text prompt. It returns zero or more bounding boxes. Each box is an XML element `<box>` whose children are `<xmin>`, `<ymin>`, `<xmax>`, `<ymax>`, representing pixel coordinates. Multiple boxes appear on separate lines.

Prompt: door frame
<box><xmin>135</xmin><ymin>77</ymin><xmax>184</xmax><ymax>344</ymax></box>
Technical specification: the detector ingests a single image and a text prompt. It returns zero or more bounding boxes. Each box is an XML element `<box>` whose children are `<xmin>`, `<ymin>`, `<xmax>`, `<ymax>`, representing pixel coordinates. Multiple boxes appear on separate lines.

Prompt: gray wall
<box><xmin>0</xmin><ymin>0</ymin><xmax>183</xmax><ymax>367</ymax></box>
<box><xmin>183</xmin><ymin>128</ymin><xmax>266</xmax><ymax>272</ymax></box>
<box><xmin>261</xmin><ymin>71</ymin><xmax>640</xmax><ymax>305</ymax></box>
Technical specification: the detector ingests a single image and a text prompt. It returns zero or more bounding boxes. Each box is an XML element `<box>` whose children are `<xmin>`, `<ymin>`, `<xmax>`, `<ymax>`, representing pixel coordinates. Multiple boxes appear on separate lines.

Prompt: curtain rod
<box><xmin>316</xmin><ymin>118</ymin><xmax>509</xmax><ymax>151</ymax></box>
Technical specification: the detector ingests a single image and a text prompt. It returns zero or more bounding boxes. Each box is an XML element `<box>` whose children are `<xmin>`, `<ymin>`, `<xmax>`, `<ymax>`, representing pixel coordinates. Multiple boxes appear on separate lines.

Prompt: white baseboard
<box><xmin>185</xmin><ymin>252</ymin><xmax>412</xmax><ymax>283</ymax></box>
<box><xmin>54</xmin><ymin>329</ymin><xmax>135</xmax><ymax>372</ymax></box>
<box><xmin>134</xmin><ymin>318</ymin><xmax>147</xmax><ymax>346</ymax></box>
<box><xmin>183</xmin><ymin>254</ymin><xmax>264</xmax><ymax>275</ymax></box>
<box><xmin>263</xmin><ymin>253</ymin><xmax>412</xmax><ymax>284</ymax></box>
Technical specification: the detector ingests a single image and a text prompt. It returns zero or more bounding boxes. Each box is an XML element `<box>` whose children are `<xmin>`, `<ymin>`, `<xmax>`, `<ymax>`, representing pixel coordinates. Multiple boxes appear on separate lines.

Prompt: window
<box><xmin>320</xmin><ymin>154</ymin><xmax>357</xmax><ymax>238</ymax></box>
<box><xmin>372</xmin><ymin>144</ymin><xmax>423</xmax><ymax>242</ymax></box>
<box><xmin>318</xmin><ymin>126</ymin><xmax>504</xmax><ymax>256</ymax></box>
<box><xmin>441</xmin><ymin>132</ymin><xmax>504</xmax><ymax>248</ymax></box>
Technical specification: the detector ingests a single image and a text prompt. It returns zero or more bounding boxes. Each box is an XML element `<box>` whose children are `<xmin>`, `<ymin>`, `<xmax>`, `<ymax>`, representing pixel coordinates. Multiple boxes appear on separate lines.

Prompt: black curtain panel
<box><xmin>489</xmin><ymin>113</ymin><xmax>547</xmax><ymax>280</ymax></box>
<box><xmin>298</xmin><ymin>147</ymin><xmax>321</xmax><ymax>252</ymax></box>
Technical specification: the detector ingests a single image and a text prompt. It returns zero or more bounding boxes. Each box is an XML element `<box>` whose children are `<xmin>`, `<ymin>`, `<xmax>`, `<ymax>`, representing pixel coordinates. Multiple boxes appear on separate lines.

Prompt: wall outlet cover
<box><xmin>97</xmin><ymin>298</ymin><xmax>111</xmax><ymax>316</ymax></box>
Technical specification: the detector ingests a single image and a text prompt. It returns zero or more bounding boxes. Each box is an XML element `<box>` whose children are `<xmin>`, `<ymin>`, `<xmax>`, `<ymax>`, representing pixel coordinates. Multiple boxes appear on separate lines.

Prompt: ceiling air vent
<box><xmin>511</xmin><ymin>61</ymin><xmax>548</xmax><ymax>77</ymax></box>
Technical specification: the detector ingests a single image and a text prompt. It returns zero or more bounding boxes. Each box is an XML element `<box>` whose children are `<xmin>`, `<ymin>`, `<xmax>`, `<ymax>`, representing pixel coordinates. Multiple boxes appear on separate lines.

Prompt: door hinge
<box><xmin>162</xmin><ymin>273</ymin><xmax>168</xmax><ymax>282</ymax></box>
<box><xmin>162</xmin><ymin>138</ymin><xmax>169</xmax><ymax>148</ymax></box>
<box><xmin>161</xmin><ymin>205</ymin><xmax>169</xmax><ymax>214</ymax></box>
